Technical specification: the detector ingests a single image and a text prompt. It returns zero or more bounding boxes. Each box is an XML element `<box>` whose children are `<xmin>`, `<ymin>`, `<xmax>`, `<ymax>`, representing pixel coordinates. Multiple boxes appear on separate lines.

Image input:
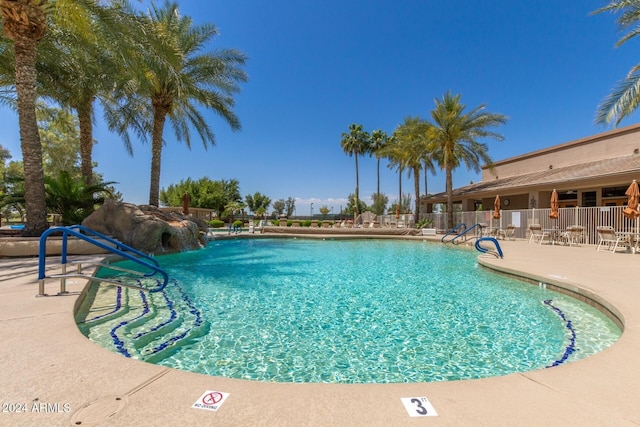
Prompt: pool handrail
<box><xmin>38</xmin><ymin>225</ymin><xmax>168</xmax><ymax>293</ymax></box>
<box><xmin>441</xmin><ymin>223</ymin><xmax>467</xmax><ymax>243</ymax></box>
<box><xmin>475</xmin><ymin>237</ymin><xmax>504</xmax><ymax>258</ymax></box>
<box><xmin>444</xmin><ymin>223</ymin><xmax>484</xmax><ymax>245</ymax></box>
<box><xmin>66</xmin><ymin>225</ymin><xmax>160</xmax><ymax>268</ymax></box>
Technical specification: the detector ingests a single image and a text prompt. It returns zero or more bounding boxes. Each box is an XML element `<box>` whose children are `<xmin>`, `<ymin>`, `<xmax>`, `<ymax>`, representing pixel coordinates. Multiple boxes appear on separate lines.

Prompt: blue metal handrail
<box><xmin>450</xmin><ymin>223</ymin><xmax>485</xmax><ymax>245</ymax></box>
<box><xmin>475</xmin><ymin>237</ymin><xmax>504</xmax><ymax>258</ymax></box>
<box><xmin>38</xmin><ymin>225</ymin><xmax>168</xmax><ymax>292</ymax></box>
<box><xmin>441</xmin><ymin>223</ymin><xmax>467</xmax><ymax>243</ymax></box>
<box><xmin>66</xmin><ymin>225</ymin><xmax>160</xmax><ymax>268</ymax></box>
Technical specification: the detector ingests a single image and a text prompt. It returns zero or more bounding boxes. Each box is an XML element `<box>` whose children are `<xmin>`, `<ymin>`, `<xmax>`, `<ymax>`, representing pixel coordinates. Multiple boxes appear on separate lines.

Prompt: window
<box><xmin>582</xmin><ymin>191</ymin><xmax>596</xmax><ymax>207</ymax></box>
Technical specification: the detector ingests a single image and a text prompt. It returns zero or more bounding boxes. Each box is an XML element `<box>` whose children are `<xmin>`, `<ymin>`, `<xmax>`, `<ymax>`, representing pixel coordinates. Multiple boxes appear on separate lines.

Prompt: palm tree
<box><xmin>0</xmin><ymin>0</ymin><xmax>111</xmax><ymax>234</ymax></box>
<box><xmin>593</xmin><ymin>1</ymin><xmax>640</xmax><ymax>125</ymax></box>
<box><xmin>121</xmin><ymin>2</ymin><xmax>247</xmax><ymax>206</ymax></box>
<box><xmin>0</xmin><ymin>0</ymin><xmax>50</xmax><ymax>235</ymax></box>
<box><xmin>44</xmin><ymin>170</ymin><xmax>114</xmax><ymax>225</ymax></box>
<box><xmin>36</xmin><ymin>3</ymin><xmax>131</xmax><ymax>186</ymax></box>
<box><xmin>223</xmin><ymin>200</ymin><xmax>245</xmax><ymax>233</ymax></box>
<box><xmin>379</xmin><ymin>134</ymin><xmax>405</xmax><ymax>215</ymax></box>
<box><xmin>369</xmin><ymin>129</ymin><xmax>388</xmax><ymax>203</ymax></box>
<box><xmin>427</xmin><ymin>91</ymin><xmax>507</xmax><ymax>229</ymax></box>
<box><xmin>386</xmin><ymin>117</ymin><xmax>430</xmax><ymax>219</ymax></box>
<box><xmin>340</xmin><ymin>123</ymin><xmax>369</xmax><ymax>216</ymax></box>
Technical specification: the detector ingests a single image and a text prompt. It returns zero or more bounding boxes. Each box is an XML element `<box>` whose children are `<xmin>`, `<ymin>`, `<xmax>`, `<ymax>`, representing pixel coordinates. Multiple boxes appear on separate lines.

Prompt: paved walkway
<box><xmin>0</xmin><ymin>238</ymin><xmax>639</xmax><ymax>426</ymax></box>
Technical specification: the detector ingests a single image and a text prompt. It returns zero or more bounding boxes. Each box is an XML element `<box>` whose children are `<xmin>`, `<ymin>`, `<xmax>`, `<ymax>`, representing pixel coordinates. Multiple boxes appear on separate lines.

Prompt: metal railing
<box><xmin>38</xmin><ymin>225</ymin><xmax>169</xmax><ymax>296</ymax></box>
<box><xmin>420</xmin><ymin>205</ymin><xmax>640</xmax><ymax>245</ymax></box>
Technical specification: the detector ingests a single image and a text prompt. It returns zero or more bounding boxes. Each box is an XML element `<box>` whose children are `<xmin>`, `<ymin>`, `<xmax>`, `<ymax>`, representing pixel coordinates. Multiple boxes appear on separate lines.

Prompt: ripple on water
<box><xmin>100</xmin><ymin>238</ymin><xmax>621</xmax><ymax>383</ymax></box>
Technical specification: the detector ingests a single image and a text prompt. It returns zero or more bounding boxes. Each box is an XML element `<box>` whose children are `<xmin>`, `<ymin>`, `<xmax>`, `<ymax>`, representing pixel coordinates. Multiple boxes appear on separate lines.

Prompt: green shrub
<box><xmin>415</xmin><ymin>218</ymin><xmax>433</xmax><ymax>229</ymax></box>
<box><xmin>287</xmin><ymin>220</ymin><xmax>292</xmax><ymax>227</ymax></box>
<box><xmin>232</xmin><ymin>220</ymin><xmax>243</xmax><ymax>227</ymax></box>
<box><xmin>302</xmin><ymin>220</ymin><xmax>311</xmax><ymax>227</ymax></box>
<box><xmin>209</xmin><ymin>219</ymin><xmax>225</xmax><ymax>228</ymax></box>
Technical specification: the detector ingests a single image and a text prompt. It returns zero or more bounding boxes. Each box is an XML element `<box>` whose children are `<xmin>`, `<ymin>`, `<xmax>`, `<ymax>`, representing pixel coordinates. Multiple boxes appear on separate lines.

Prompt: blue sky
<box><xmin>1</xmin><ymin>0</ymin><xmax>638</xmax><ymax>215</ymax></box>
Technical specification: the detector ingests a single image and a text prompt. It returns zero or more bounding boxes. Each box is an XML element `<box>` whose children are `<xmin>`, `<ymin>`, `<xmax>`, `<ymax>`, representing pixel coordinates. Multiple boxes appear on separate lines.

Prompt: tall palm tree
<box><xmin>0</xmin><ymin>0</ymin><xmax>106</xmax><ymax>234</ymax></box>
<box><xmin>369</xmin><ymin>129</ymin><xmax>388</xmax><ymax>202</ymax></box>
<box><xmin>594</xmin><ymin>1</ymin><xmax>640</xmax><ymax>126</ymax></box>
<box><xmin>340</xmin><ymin>123</ymin><xmax>369</xmax><ymax>216</ymax></box>
<box><xmin>0</xmin><ymin>0</ymin><xmax>50</xmax><ymax>235</ymax></box>
<box><xmin>427</xmin><ymin>91</ymin><xmax>507</xmax><ymax>229</ymax></box>
<box><xmin>379</xmin><ymin>134</ymin><xmax>405</xmax><ymax>214</ymax></box>
<box><xmin>387</xmin><ymin>117</ymin><xmax>430</xmax><ymax>218</ymax></box>
<box><xmin>36</xmin><ymin>2</ymin><xmax>130</xmax><ymax>186</ymax></box>
<box><xmin>122</xmin><ymin>2</ymin><xmax>247</xmax><ymax>206</ymax></box>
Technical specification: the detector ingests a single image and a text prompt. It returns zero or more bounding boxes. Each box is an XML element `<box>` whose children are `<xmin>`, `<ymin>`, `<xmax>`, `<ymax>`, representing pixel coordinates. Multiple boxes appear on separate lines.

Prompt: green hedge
<box><xmin>208</xmin><ymin>219</ymin><xmax>225</xmax><ymax>228</ymax></box>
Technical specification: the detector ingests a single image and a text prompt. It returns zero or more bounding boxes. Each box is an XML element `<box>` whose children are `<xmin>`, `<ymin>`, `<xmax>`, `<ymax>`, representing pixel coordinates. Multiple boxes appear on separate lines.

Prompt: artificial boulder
<box><xmin>82</xmin><ymin>200</ymin><xmax>208</xmax><ymax>254</ymax></box>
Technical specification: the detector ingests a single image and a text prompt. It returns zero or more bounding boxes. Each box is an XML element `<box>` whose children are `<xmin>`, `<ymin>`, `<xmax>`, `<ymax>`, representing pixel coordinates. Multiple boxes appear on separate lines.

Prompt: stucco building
<box><xmin>424</xmin><ymin>123</ymin><xmax>640</xmax><ymax>213</ymax></box>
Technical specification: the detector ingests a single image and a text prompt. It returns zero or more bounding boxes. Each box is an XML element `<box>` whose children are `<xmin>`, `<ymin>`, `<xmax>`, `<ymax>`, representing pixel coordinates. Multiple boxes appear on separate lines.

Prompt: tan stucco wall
<box><xmin>482</xmin><ymin>124</ymin><xmax>640</xmax><ymax>181</ymax></box>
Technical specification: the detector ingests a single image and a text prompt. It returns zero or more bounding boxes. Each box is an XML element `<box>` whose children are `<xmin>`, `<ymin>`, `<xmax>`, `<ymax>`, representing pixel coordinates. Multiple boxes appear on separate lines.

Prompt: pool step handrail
<box><xmin>67</xmin><ymin>225</ymin><xmax>160</xmax><ymax>267</ymax></box>
<box><xmin>449</xmin><ymin>224</ymin><xmax>482</xmax><ymax>245</ymax></box>
<box><xmin>38</xmin><ymin>225</ymin><xmax>169</xmax><ymax>296</ymax></box>
<box><xmin>450</xmin><ymin>223</ymin><xmax>486</xmax><ymax>245</ymax></box>
<box><xmin>475</xmin><ymin>237</ymin><xmax>504</xmax><ymax>258</ymax></box>
<box><xmin>441</xmin><ymin>223</ymin><xmax>467</xmax><ymax>243</ymax></box>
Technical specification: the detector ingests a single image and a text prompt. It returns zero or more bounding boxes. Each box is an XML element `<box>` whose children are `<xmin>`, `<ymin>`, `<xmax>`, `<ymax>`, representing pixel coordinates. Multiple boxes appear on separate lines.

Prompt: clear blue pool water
<box><xmin>82</xmin><ymin>238</ymin><xmax>621</xmax><ymax>384</ymax></box>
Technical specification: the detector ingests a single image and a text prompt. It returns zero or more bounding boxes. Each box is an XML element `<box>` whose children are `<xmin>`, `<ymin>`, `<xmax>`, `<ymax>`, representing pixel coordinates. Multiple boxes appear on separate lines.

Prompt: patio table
<box><xmin>543</xmin><ymin>228</ymin><xmax>562</xmax><ymax>245</ymax></box>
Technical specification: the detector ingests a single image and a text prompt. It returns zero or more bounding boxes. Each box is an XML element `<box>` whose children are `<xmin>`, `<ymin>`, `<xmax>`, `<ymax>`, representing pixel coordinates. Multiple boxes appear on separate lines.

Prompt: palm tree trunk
<box><xmin>14</xmin><ymin>34</ymin><xmax>48</xmax><ymax>236</ymax></box>
<box><xmin>446</xmin><ymin>165</ymin><xmax>454</xmax><ymax>229</ymax></box>
<box><xmin>149</xmin><ymin>108</ymin><xmax>168</xmax><ymax>206</ymax></box>
<box><xmin>354</xmin><ymin>149</ymin><xmax>359</xmax><ymax>216</ymax></box>
<box><xmin>423</xmin><ymin>160</ymin><xmax>428</xmax><ymax>197</ymax></box>
<box><xmin>413</xmin><ymin>166</ymin><xmax>420</xmax><ymax>219</ymax></box>
<box><xmin>77</xmin><ymin>101</ymin><xmax>94</xmax><ymax>185</ymax></box>
<box><xmin>398</xmin><ymin>167</ymin><xmax>403</xmax><ymax>211</ymax></box>
<box><xmin>376</xmin><ymin>157</ymin><xmax>380</xmax><ymax>198</ymax></box>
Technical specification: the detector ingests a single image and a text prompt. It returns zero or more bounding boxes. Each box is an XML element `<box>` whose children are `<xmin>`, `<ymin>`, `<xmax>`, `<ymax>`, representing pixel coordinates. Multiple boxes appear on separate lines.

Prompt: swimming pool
<box><xmin>77</xmin><ymin>238</ymin><xmax>621</xmax><ymax>384</ymax></box>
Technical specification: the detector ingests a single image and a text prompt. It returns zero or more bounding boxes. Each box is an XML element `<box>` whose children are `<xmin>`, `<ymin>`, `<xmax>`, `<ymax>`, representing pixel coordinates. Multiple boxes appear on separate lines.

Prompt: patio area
<box><xmin>0</xmin><ymin>237</ymin><xmax>639</xmax><ymax>426</ymax></box>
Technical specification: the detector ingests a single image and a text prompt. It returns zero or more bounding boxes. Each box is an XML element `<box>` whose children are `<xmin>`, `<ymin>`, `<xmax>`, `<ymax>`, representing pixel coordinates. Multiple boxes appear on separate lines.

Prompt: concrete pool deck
<box><xmin>0</xmin><ymin>237</ymin><xmax>639</xmax><ymax>426</ymax></box>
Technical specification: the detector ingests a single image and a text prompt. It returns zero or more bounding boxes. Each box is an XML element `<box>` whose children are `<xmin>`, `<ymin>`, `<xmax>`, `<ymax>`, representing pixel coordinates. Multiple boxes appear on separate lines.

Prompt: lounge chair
<box><xmin>528</xmin><ymin>224</ymin><xmax>551</xmax><ymax>244</ymax></box>
<box><xmin>596</xmin><ymin>226</ymin><xmax>630</xmax><ymax>253</ymax></box>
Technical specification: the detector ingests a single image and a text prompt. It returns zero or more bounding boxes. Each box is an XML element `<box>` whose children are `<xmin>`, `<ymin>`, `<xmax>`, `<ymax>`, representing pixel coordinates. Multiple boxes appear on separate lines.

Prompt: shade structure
<box><xmin>493</xmin><ymin>195</ymin><xmax>501</xmax><ymax>219</ymax></box>
<box><xmin>549</xmin><ymin>189</ymin><xmax>559</xmax><ymax>219</ymax></box>
<box><xmin>623</xmin><ymin>179</ymin><xmax>640</xmax><ymax>219</ymax></box>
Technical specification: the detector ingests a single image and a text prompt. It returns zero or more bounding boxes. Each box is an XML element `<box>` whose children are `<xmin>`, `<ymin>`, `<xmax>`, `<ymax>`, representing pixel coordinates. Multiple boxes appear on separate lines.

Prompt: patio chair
<box><xmin>528</xmin><ymin>224</ymin><xmax>551</xmax><ymax>244</ymax></box>
<box><xmin>561</xmin><ymin>225</ymin><xmax>585</xmax><ymax>246</ymax></box>
<box><xmin>504</xmin><ymin>224</ymin><xmax>517</xmax><ymax>240</ymax></box>
<box><xmin>596</xmin><ymin>226</ymin><xmax>630</xmax><ymax>253</ymax></box>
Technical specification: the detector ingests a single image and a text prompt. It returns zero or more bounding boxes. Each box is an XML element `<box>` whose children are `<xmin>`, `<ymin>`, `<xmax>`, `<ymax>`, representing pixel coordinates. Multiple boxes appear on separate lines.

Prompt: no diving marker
<box><xmin>192</xmin><ymin>390</ymin><xmax>230</xmax><ymax>412</ymax></box>
<box><xmin>401</xmin><ymin>397</ymin><xmax>438</xmax><ymax>417</ymax></box>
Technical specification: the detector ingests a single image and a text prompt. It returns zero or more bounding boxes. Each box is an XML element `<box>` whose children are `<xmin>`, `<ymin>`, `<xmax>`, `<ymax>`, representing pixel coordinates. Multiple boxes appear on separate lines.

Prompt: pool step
<box><xmin>79</xmin><ymin>279</ymin><xmax>208</xmax><ymax>362</ymax></box>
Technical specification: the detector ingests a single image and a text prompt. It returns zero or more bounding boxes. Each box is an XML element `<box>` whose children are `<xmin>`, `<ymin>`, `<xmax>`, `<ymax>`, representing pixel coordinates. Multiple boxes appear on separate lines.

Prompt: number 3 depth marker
<box><xmin>401</xmin><ymin>396</ymin><xmax>438</xmax><ymax>417</ymax></box>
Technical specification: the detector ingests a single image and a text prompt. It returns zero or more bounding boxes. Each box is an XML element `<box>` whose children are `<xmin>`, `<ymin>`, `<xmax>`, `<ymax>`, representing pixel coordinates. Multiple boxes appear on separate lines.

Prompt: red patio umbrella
<box><xmin>493</xmin><ymin>195</ymin><xmax>501</xmax><ymax>219</ymax></box>
<box><xmin>623</xmin><ymin>179</ymin><xmax>640</xmax><ymax>219</ymax></box>
<box><xmin>549</xmin><ymin>189</ymin><xmax>559</xmax><ymax>219</ymax></box>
